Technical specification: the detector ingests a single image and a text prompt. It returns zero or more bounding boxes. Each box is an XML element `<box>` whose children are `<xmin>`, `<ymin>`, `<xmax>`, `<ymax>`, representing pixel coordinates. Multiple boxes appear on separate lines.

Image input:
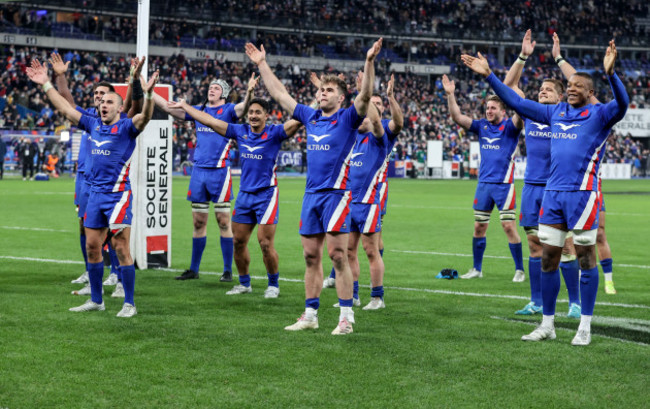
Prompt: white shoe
<box><xmin>512</xmin><ymin>269</ymin><xmax>526</xmax><ymax>283</ymax></box>
<box><xmin>323</xmin><ymin>277</ymin><xmax>336</xmax><ymax>288</ymax></box>
<box><xmin>461</xmin><ymin>268</ymin><xmax>483</xmax><ymax>279</ymax></box>
<box><xmin>571</xmin><ymin>329</ymin><xmax>591</xmax><ymax>346</ymax></box>
<box><xmin>264</xmin><ymin>286</ymin><xmax>279</xmax><ymax>299</ymax></box>
<box><xmin>111</xmin><ymin>282</ymin><xmax>125</xmax><ymax>298</ymax></box>
<box><xmin>71</xmin><ymin>271</ymin><xmax>89</xmax><ymax>284</ymax></box>
<box><xmin>521</xmin><ymin>325</ymin><xmax>556</xmax><ymax>341</ymax></box>
<box><xmin>285</xmin><ymin>313</ymin><xmax>319</xmax><ymax>331</ymax></box>
<box><xmin>71</xmin><ymin>284</ymin><xmax>103</xmax><ymax>296</ymax></box>
<box><xmin>333</xmin><ymin>297</ymin><xmax>361</xmax><ymax>308</ymax></box>
<box><xmin>103</xmin><ymin>273</ymin><xmax>118</xmax><ymax>286</ymax></box>
<box><xmin>116</xmin><ymin>303</ymin><xmax>137</xmax><ymax>318</ymax></box>
<box><xmin>362</xmin><ymin>297</ymin><xmax>385</xmax><ymax>310</ymax></box>
<box><xmin>226</xmin><ymin>285</ymin><xmax>252</xmax><ymax>295</ymax></box>
<box><xmin>331</xmin><ymin>317</ymin><xmax>354</xmax><ymax>335</ymax></box>
<box><xmin>69</xmin><ymin>299</ymin><xmax>105</xmax><ymax>312</ymax></box>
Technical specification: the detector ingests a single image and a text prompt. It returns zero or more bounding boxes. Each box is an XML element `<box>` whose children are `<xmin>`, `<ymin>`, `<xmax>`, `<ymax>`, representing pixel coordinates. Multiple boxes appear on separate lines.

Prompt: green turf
<box><xmin>1</xmin><ymin>175</ymin><xmax>649</xmax><ymax>408</ymax></box>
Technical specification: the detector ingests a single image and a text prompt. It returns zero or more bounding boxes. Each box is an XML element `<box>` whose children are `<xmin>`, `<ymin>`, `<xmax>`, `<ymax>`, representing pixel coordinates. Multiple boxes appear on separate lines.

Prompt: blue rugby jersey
<box><xmin>469</xmin><ymin>118</ymin><xmax>520</xmax><ymax>184</ymax></box>
<box><xmin>523</xmin><ymin>117</ymin><xmax>552</xmax><ymax>185</ymax></box>
<box><xmin>487</xmin><ymin>72</ymin><xmax>628</xmax><ymax>191</ymax></box>
<box><xmin>224</xmin><ymin>123</ymin><xmax>290</xmax><ymax>193</ymax></box>
<box><xmin>292</xmin><ymin>104</ymin><xmax>365</xmax><ymax>193</ymax></box>
<box><xmin>77</xmin><ymin>114</ymin><xmax>140</xmax><ymax>193</ymax></box>
<box><xmin>188</xmin><ymin>103</ymin><xmax>238</xmax><ymax>168</ymax></box>
<box><xmin>348</xmin><ymin>130</ymin><xmax>388</xmax><ymax>204</ymax></box>
<box><xmin>75</xmin><ymin>107</ymin><xmax>127</xmax><ymax>177</ymax></box>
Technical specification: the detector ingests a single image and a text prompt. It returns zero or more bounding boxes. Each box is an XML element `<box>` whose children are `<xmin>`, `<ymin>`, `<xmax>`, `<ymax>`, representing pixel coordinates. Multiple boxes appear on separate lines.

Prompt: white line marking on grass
<box><xmin>390</xmin><ymin>249</ymin><xmax>650</xmax><ymax>270</ymax></box>
<box><xmin>0</xmin><ymin>226</ymin><xmax>71</xmax><ymax>233</ymax></box>
<box><xmin>4</xmin><ymin>191</ymin><xmax>72</xmax><ymax>195</ymax></box>
<box><xmin>4</xmin><ymin>255</ymin><xmax>648</xmax><ymax>310</ymax></box>
<box><xmin>490</xmin><ymin>316</ymin><xmax>649</xmax><ymax>347</ymax></box>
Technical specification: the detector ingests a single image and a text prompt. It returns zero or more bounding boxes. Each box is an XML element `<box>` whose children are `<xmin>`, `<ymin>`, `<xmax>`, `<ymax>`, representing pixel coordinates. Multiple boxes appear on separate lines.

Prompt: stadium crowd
<box><xmin>1</xmin><ymin>42</ymin><xmax>649</xmax><ymax>176</ymax></box>
<box><xmin>2</xmin><ymin>1</ymin><xmax>648</xmax><ymax>47</ymax></box>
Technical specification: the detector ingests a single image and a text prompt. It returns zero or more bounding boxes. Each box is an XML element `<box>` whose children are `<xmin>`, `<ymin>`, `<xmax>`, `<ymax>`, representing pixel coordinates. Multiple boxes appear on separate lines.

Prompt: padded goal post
<box><xmin>113</xmin><ymin>83</ymin><xmax>173</xmax><ymax>269</ymax></box>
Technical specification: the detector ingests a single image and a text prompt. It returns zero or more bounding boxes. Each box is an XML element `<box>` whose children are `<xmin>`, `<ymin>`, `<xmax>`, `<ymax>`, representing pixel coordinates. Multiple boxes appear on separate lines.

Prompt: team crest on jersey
<box><xmin>95</xmin><ymin>126</ymin><xmax>100</xmax><ymax>131</ymax></box>
<box><xmin>499</xmin><ymin>124</ymin><xmax>505</xmax><ymax>131</ymax></box>
<box><xmin>331</xmin><ymin>120</ymin><xmax>338</xmax><ymax>125</ymax></box>
<box><xmin>559</xmin><ymin>112</ymin><xmax>565</xmax><ymax>117</ymax></box>
<box><xmin>111</xmin><ymin>125</ymin><xmax>118</xmax><ymax>134</ymax></box>
<box><xmin>580</xmin><ymin>110</ymin><xmax>589</xmax><ymax>117</ymax></box>
<box><xmin>217</xmin><ymin>108</ymin><xmax>223</xmax><ymax>115</ymax></box>
<box><xmin>362</xmin><ymin>136</ymin><xmax>369</xmax><ymax>144</ymax></box>
<box><xmin>261</xmin><ymin>132</ymin><xmax>268</xmax><ymax>140</ymax></box>
<box><xmin>483</xmin><ymin>125</ymin><xmax>487</xmax><ymax>130</ymax></box>
<box><xmin>310</xmin><ymin>121</ymin><xmax>316</xmax><ymax>125</ymax></box>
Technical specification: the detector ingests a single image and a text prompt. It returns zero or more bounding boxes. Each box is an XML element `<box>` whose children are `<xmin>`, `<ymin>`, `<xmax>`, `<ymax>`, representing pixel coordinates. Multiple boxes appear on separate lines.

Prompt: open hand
<box><xmin>603</xmin><ymin>39</ymin><xmax>617</xmax><ymax>75</ymax></box>
<box><xmin>245</xmin><ymin>43</ymin><xmax>266</xmax><ymax>65</ymax></box>
<box><xmin>460</xmin><ymin>52</ymin><xmax>492</xmax><ymax>77</ymax></box>
<box><xmin>48</xmin><ymin>53</ymin><xmax>70</xmax><ymax>76</ymax></box>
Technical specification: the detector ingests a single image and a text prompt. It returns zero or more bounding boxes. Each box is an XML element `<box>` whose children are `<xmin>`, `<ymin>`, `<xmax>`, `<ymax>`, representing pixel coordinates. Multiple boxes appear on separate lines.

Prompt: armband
<box><xmin>42</xmin><ymin>81</ymin><xmax>54</xmax><ymax>93</ymax></box>
<box><xmin>517</xmin><ymin>53</ymin><xmax>528</xmax><ymax>65</ymax></box>
<box><xmin>145</xmin><ymin>92</ymin><xmax>153</xmax><ymax>100</ymax></box>
<box><xmin>555</xmin><ymin>55</ymin><xmax>566</xmax><ymax>66</ymax></box>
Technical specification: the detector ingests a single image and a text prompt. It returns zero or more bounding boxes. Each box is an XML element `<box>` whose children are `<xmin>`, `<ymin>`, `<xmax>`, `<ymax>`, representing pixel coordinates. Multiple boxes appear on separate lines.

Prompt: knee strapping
<box><xmin>524</xmin><ymin>226</ymin><xmax>539</xmax><ymax>236</ymax></box>
<box><xmin>214</xmin><ymin>202</ymin><xmax>231</xmax><ymax>213</ymax></box>
<box><xmin>499</xmin><ymin>209</ymin><xmax>516</xmax><ymax>221</ymax></box>
<box><xmin>191</xmin><ymin>202</ymin><xmax>210</xmax><ymax>213</ymax></box>
<box><xmin>572</xmin><ymin>229</ymin><xmax>597</xmax><ymax>246</ymax></box>
<box><xmin>538</xmin><ymin>225</ymin><xmax>568</xmax><ymax>247</ymax></box>
<box><xmin>474</xmin><ymin>210</ymin><xmax>491</xmax><ymax>223</ymax></box>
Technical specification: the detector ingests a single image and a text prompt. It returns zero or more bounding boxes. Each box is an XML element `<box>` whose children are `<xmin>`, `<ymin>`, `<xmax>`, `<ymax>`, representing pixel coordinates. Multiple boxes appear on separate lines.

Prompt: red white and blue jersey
<box><xmin>486</xmin><ymin>73</ymin><xmax>628</xmax><ymax>191</ymax></box>
<box><xmin>224</xmin><ymin>123</ymin><xmax>290</xmax><ymax>193</ymax></box>
<box><xmin>469</xmin><ymin>118</ymin><xmax>520</xmax><ymax>184</ymax></box>
<box><xmin>292</xmin><ymin>104</ymin><xmax>365</xmax><ymax>193</ymax></box>
<box><xmin>378</xmin><ymin>119</ymin><xmax>399</xmax><ymax>184</ymax></box>
<box><xmin>523</xmin><ymin>117</ymin><xmax>552</xmax><ymax>185</ymax></box>
<box><xmin>75</xmin><ymin>107</ymin><xmax>128</xmax><ymax>177</ymax></box>
<box><xmin>189</xmin><ymin>103</ymin><xmax>237</xmax><ymax>168</ymax></box>
<box><xmin>348</xmin><ymin>130</ymin><xmax>387</xmax><ymax>204</ymax></box>
<box><xmin>77</xmin><ymin>114</ymin><xmax>140</xmax><ymax>193</ymax></box>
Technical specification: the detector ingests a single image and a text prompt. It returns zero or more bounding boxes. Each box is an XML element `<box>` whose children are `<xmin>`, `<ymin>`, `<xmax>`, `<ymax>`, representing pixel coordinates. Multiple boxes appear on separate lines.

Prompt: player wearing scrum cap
<box><xmin>153</xmin><ymin>75</ymin><xmax>255</xmax><ymax>283</ymax></box>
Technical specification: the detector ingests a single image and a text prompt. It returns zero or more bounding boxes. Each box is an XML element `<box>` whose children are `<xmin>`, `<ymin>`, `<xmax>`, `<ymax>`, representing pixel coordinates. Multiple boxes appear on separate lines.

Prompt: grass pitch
<box><xmin>0</xmin><ymin>175</ymin><xmax>649</xmax><ymax>408</ymax></box>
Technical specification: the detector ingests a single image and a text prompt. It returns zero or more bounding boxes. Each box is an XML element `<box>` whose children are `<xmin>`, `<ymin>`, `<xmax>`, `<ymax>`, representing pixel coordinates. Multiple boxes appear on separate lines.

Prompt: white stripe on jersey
<box><xmin>112</xmin><ymin>157</ymin><xmax>132</xmax><ymax>192</ymax></box>
<box><xmin>217</xmin><ymin>167</ymin><xmax>232</xmax><ymax>202</ymax></box>
<box><xmin>217</xmin><ymin>139</ymin><xmax>232</xmax><ymax>168</ymax></box>
<box><xmin>363</xmin><ymin>204</ymin><xmax>379</xmax><ymax>233</ymax></box>
<box><xmin>327</xmin><ymin>190</ymin><xmax>351</xmax><ymax>232</ymax></box>
<box><xmin>579</xmin><ymin>138</ymin><xmax>608</xmax><ymax>190</ymax></box>
<box><xmin>503</xmin><ymin>183</ymin><xmax>515</xmax><ymax>210</ymax></box>
<box><xmin>260</xmin><ymin>186</ymin><xmax>279</xmax><ymax>224</ymax></box>
<box><xmin>333</xmin><ymin>147</ymin><xmax>355</xmax><ymax>190</ymax></box>
<box><xmin>378</xmin><ymin>182</ymin><xmax>388</xmax><ymax>203</ymax></box>
<box><xmin>361</xmin><ymin>166</ymin><xmax>384</xmax><ymax>204</ymax></box>
<box><xmin>574</xmin><ymin>191</ymin><xmax>598</xmax><ymax>229</ymax></box>
<box><xmin>270</xmin><ymin>163</ymin><xmax>278</xmax><ymax>187</ymax></box>
<box><xmin>502</xmin><ymin>150</ymin><xmax>516</xmax><ymax>183</ymax></box>
<box><xmin>109</xmin><ymin>190</ymin><xmax>131</xmax><ymax>224</ymax></box>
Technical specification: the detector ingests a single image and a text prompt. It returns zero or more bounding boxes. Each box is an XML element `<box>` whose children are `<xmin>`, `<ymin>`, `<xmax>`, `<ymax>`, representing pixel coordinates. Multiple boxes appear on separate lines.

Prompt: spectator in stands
<box><xmin>18</xmin><ymin>137</ymin><xmax>36</xmax><ymax>180</ymax></box>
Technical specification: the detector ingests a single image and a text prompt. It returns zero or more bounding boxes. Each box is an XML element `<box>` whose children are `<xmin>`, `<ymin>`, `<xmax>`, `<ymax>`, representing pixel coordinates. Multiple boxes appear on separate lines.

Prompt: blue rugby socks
<box><xmin>121</xmin><ymin>264</ymin><xmax>136</xmax><ymax>305</ymax></box>
<box><xmin>472</xmin><ymin>237</ymin><xmax>486</xmax><ymax>271</ymax></box>
<box><xmin>540</xmin><ymin>268</ymin><xmax>561</xmax><ymax>316</ymax></box>
<box><xmin>529</xmin><ymin>257</ymin><xmax>542</xmax><ymax>306</ymax></box>
<box><xmin>560</xmin><ymin>259</ymin><xmax>580</xmax><ymax>306</ymax></box>
<box><xmin>221</xmin><ymin>236</ymin><xmax>233</xmax><ymax>273</ymax></box>
<box><xmin>190</xmin><ymin>236</ymin><xmax>206</xmax><ymax>272</ymax></box>
<box><xmin>509</xmin><ymin>242</ymin><xmax>524</xmax><ymax>271</ymax></box>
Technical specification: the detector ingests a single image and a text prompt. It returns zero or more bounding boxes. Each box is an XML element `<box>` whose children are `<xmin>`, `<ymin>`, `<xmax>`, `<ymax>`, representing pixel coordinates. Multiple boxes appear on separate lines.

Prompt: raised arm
<box><xmin>283</xmin><ymin>119</ymin><xmax>304</xmax><ymax>138</ymax></box>
<box><xmin>245</xmin><ymin>43</ymin><xmax>297</xmax><ymax>116</ymax></box>
<box><xmin>504</xmin><ymin>29</ymin><xmax>535</xmax><ymax>91</ymax></box>
<box><xmin>27</xmin><ymin>59</ymin><xmax>81</xmax><ymax>124</ymax></box>
<box><xmin>461</xmin><ymin>53</ymin><xmax>551</xmax><ymax>124</ymax></box>
<box><xmin>132</xmin><ymin>71</ymin><xmax>159</xmax><ymax>132</ymax></box>
<box><xmin>354</xmin><ymin>38</ymin><xmax>382</xmax><ymax>117</ymax></box>
<box><xmin>234</xmin><ymin>72</ymin><xmax>259</xmax><ymax>118</ymax></box>
<box><xmin>47</xmin><ymin>52</ymin><xmax>76</xmax><ymax>108</ymax></box>
<box><xmin>602</xmin><ymin>39</ymin><xmax>629</xmax><ymax>125</ymax></box>
<box><xmin>152</xmin><ymin>90</ymin><xmax>186</xmax><ymax>120</ymax></box>
<box><xmin>386</xmin><ymin>74</ymin><xmax>403</xmax><ymax>134</ymax></box>
<box><xmin>168</xmin><ymin>98</ymin><xmax>229</xmax><ymax>136</ymax></box>
<box><xmin>442</xmin><ymin>74</ymin><xmax>472</xmax><ymax>130</ymax></box>
<box><xmin>553</xmin><ymin>33</ymin><xmax>599</xmax><ymax>105</ymax></box>
<box><xmin>126</xmin><ymin>57</ymin><xmax>146</xmax><ymax>118</ymax></box>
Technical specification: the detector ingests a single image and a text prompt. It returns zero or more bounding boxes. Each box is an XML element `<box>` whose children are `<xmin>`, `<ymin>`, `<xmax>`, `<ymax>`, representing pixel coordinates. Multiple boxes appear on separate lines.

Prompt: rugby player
<box><xmin>462</xmin><ymin>39</ymin><xmax>628</xmax><ymax>345</ymax></box>
<box><xmin>504</xmin><ymin>31</ymin><xmax>581</xmax><ymax>318</ymax></box>
<box><xmin>169</xmin><ymin>96</ymin><xmax>303</xmax><ymax>298</ymax></box>
<box><xmin>245</xmin><ymin>38</ymin><xmax>382</xmax><ymax>334</ymax></box>
<box><xmin>48</xmin><ymin>53</ymin><xmax>144</xmax><ymax>297</ymax></box>
<box><xmin>442</xmin><ymin>75</ymin><xmax>525</xmax><ymax>282</ymax></box>
<box><xmin>27</xmin><ymin>60</ymin><xmax>159</xmax><ymax>317</ymax></box>
<box><xmin>152</xmin><ymin>74</ymin><xmax>256</xmax><ymax>282</ymax></box>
